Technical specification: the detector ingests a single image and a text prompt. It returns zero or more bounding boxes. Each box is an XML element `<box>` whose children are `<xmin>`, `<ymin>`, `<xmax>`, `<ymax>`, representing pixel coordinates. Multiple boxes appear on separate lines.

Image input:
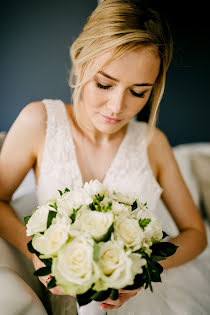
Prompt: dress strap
<box><xmin>41</xmin><ymin>99</ymin><xmax>69</xmax><ymax>141</ymax></box>
<box><xmin>37</xmin><ymin>99</ymin><xmax>73</xmax><ymax>201</ymax></box>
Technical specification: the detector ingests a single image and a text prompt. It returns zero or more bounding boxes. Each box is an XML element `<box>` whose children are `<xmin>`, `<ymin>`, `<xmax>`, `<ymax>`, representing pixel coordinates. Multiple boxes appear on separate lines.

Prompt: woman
<box><xmin>0</xmin><ymin>0</ymin><xmax>209</xmax><ymax>314</ymax></box>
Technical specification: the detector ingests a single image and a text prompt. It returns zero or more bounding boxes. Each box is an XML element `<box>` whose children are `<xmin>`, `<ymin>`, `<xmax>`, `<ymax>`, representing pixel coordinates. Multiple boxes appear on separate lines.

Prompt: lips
<box><xmin>100</xmin><ymin>114</ymin><xmax>121</xmax><ymax>122</ymax></box>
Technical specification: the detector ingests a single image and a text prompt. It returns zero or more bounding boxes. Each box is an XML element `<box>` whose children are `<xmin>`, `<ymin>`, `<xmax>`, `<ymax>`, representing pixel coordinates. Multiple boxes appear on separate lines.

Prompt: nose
<box><xmin>107</xmin><ymin>89</ymin><xmax>126</xmax><ymax>115</ymax></box>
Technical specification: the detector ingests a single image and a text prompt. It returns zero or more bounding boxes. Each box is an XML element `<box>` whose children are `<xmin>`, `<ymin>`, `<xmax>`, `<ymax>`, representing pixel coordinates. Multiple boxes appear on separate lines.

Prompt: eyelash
<box><xmin>96</xmin><ymin>82</ymin><xmax>146</xmax><ymax>98</ymax></box>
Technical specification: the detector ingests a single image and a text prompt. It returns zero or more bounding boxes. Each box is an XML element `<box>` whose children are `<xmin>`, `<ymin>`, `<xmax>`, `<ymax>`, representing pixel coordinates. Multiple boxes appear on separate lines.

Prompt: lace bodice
<box><xmin>36</xmin><ymin>99</ymin><xmax>163</xmax><ymax>212</ymax></box>
<box><xmin>35</xmin><ymin>99</ymin><xmax>210</xmax><ymax>315</ymax></box>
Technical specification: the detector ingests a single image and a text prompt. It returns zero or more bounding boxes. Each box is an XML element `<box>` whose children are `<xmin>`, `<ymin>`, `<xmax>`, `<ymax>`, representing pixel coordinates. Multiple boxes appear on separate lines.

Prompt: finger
<box><xmin>100</xmin><ymin>303</ymin><xmax>119</xmax><ymax>310</ymax></box>
<box><xmin>50</xmin><ymin>286</ymin><xmax>67</xmax><ymax>295</ymax></box>
<box><xmin>119</xmin><ymin>287</ymin><xmax>141</xmax><ymax>294</ymax></box>
<box><xmin>102</xmin><ymin>297</ymin><xmax>121</xmax><ymax>306</ymax></box>
<box><xmin>39</xmin><ymin>274</ymin><xmax>53</xmax><ymax>287</ymax></box>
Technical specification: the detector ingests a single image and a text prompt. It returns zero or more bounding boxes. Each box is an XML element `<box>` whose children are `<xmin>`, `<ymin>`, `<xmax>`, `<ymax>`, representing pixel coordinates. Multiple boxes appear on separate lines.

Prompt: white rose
<box><xmin>26</xmin><ymin>200</ymin><xmax>56</xmax><ymax>236</ymax></box>
<box><xmin>114</xmin><ymin>214</ymin><xmax>144</xmax><ymax>251</ymax></box>
<box><xmin>52</xmin><ymin>212</ymin><xmax>71</xmax><ymax>226</ymax></box>
<box><xmin>83</xmin><ymin>179</ymin><xmax>107</xmax><ymax>197</ymax></box>
<box><xmin>129</xmin><ymin>253</ymin><xmax>146</xmax><ymax>275</ymax></box>
<box><xmin>93</xmin><ymin>240</ymin><xmax>134</xmax><ymax>291</ymax></box>
<box><xmin>133</xmin><ymin>209</ymin><xmax>163</xmax><ymax>244</ymax></box>
<box><xmin>72</xmin><ymin>210</ymin><xmax>113</xmax><ymax>241</ymax></box>
<box><xmin>110</xmin><ymin>191</ymin><xmax>136</xmax><ymax>205</ymax></box>
<box><xmin>56</xmin><ymin>189</ymin><xmax>91</xmax><ymax>216</ymax></box>
<box><xmin>111</xmin><ymin>200</ymin><xmax>131</xmax><ymax>215</ymax></box>
<box><xmin>52</xmin><ymin>235</ymin><xmax>99</xmax><ymax>295</ymax></box>
<box><xmin>32</xmin><ymin>223</ymin><xmax>69</xmax><ymax>258</ymax></box>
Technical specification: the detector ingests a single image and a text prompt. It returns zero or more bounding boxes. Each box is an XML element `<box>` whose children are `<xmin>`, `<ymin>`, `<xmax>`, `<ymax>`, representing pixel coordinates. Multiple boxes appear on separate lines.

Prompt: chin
<box><xmin>93</xmin><ymin>119</ymin><xmax>122</xmax><ymax>134</ymax></box>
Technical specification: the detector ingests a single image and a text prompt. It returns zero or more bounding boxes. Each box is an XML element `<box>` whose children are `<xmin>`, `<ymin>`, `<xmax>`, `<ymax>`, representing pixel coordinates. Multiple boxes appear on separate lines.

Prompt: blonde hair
<box><xmin>69</xmin><ymin>0</ymin><xmax>173</xmax><ymax>144</ymax></box>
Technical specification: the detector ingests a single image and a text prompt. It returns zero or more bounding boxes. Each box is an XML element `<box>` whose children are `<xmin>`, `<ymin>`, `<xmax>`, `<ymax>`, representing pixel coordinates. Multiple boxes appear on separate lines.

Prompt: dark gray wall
<box><xmin>0</xmin><ymin>0</ymin><xmax>97</xmax><ymax>130</ymax></box>
<box><xmin>1</xmin><ymin>1</ymin><xmax>210</xmax><ymax>146</ymax></box>
<box><xmin>156</xmin><ymin>2</ymin><xmax>210</xmax><ymax>146</ymax></box>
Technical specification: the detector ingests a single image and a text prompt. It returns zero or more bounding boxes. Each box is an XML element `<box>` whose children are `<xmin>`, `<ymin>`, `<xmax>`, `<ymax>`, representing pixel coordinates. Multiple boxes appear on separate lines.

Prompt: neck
<box><xmin>69</xmin><ymin>105</ymin><xmax>127</xmax><ymax>146</ymax></box>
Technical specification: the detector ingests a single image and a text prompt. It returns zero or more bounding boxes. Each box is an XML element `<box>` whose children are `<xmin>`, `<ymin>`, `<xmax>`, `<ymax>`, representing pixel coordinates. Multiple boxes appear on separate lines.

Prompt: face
<box><xmin>80</xmin><ymin>46</ymin><xmax>161</xmax><ymax>135</ymax></box>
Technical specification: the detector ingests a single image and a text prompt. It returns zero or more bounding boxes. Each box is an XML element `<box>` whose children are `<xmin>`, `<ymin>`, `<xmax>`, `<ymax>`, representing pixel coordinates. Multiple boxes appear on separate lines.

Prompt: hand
<box><xmin>32</xmin><ymin>254</ymin><xmax>68</xmax><ymax>295</ymax></box>
<box><xmin>100</xmin><ymin>288</ymin><xmax>141</xmax><ymax>310</ymax></box>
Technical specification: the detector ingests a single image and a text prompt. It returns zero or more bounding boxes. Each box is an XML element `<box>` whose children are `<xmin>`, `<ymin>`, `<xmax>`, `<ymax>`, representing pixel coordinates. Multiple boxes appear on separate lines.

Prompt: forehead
<box><xmin>94</xmin><ymin>46</ymin><xmax>160</xmax><ymax>84</ymax></box>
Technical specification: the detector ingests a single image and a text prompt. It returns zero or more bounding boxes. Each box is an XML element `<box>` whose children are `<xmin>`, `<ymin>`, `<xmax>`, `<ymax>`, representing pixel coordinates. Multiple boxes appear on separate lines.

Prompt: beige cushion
<box><xmin>190</xmin><ymin>154</ymin><xmax>210</xmax><ymax>222</ymax></box>
<box><xmin>0</xmin><ymin>132</ymin><xmax>7</xmax><ymax>151</ymax></box>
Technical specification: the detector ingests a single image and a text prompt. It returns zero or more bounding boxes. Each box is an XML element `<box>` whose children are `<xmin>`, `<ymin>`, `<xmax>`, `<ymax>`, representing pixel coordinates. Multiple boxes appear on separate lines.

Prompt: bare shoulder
<box><xmin>147</xmin><ymin>126</ymin><xmax>172</xmax><ymax>180</ymax></box>
<box><xmin>17</xmin><ymin>101</ymin><xmax>47</xmax><ymax>128</ymax></box>
<box><xmin>0</xmin><ymin>101</ymin><xmax>48</xmax><ymax>200</ymax></box>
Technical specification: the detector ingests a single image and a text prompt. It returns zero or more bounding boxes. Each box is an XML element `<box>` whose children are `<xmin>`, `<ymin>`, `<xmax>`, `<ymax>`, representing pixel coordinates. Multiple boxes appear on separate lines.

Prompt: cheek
<box><xmin>126</xmin><ymin>96</ymin><xmax>149</xmax><ymax>117</ymax></box>
<box><xmin>82</xmin><ymin>83</ymin><xmax>106</xmax><ymax>108</ymax></box>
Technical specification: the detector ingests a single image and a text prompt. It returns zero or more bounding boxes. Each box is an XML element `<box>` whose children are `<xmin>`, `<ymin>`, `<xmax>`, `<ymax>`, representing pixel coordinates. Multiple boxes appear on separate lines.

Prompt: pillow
<box><xmin>190</xmin><ymin>154</ymin><xmax>210</xmax><ymax>222</ymax></box>
<box><xmin>0</xmin><ymin>132</ymin><xmax>7</xmax><ymax>151</ymax></box>
<box><xmin>173</xmin><ymin>143</ymin><xmax>210</xmax><ymax>209</ymax></box>
<box><xmin>173</xmin><ymin>148</ymin><xmax>200</xmax><ymax>206</ymax></box>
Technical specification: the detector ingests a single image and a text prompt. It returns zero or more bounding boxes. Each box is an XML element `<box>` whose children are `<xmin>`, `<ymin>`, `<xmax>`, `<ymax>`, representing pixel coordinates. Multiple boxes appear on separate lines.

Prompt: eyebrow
<box><xmin>98</xmin><ymin>71</ymin><xmax>154</xmax><ymax>87</ymax></box>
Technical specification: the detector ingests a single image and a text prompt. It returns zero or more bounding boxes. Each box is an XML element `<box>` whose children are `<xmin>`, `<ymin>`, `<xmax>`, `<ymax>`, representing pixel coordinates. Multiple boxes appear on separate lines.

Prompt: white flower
<box><xmin>52</xmin><ymin>235</ymin><xmax>99</xmax><ymax>295</ymax></box>
<box><xmin>32</xmin><ymin>223</ymin><xmax>69</xmax><ymax>258</ymax></box>
<box><xmin>52</xmin><ymin>213</ymin><xmax>71</xmax><ymax>226</ymax></box>
<box><xmin>56</xmin><ymin>189</ymin><xmax>92</xmax><ymax>216</ymax></box>
<box><xmin>129</xmin><ymin>253</ymin><xmax>147</xmax><ymax>275</ymax></box>
<box><xmin>110</xmin><ymin>191</ymin><xmax>136</xmax><ymax>205</ymax></box>
<box><xmin>83</xmin><ymin>179</ymin><xmax>107</xmax><ymax>197</ymax></box>
<box><xmin>111</xmin><ymin>200</ymin><xmax>131</xmax><ymax>215</ymax></box>
<box><xmin>133</xmin><ymin>209</ymin><xmax>163</xmax><ymax>244</ymax></box>
<box><xmin>26</xmin><ymin>200</ymin><xmax>56</xmax><ymax>236</ymax></box>
<box><xmin>93</xmin><ymin>240</ymin><xmax>134</xmax><ymax>291</ymax></box>
<box><xmin>114</xmin><ymin>214</ymin><xmax>144</xmax><ymax>251</ymax></box>
<box><xmin>72</xmin><ymin>210</ymin><xmax>113</xmax><ymax>241</ymax></box>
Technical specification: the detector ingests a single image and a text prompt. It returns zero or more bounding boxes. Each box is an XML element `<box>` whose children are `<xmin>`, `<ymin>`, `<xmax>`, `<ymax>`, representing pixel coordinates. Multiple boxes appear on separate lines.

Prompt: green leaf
<box><xmin>93</xmin><ymin>242</ymin><xmax>100</xmax><ymax>262</ymax></box>
<box><xmin>39</xmin><ymin>258</ymin><xmax>52</xmax><ymax>267</ymax></box>
<box><xmin>58</xmin><ymin>190</ymin><xmax>63</xmax><ymax>196</ymax></box>
<box><xmin>70</xmin><ymin>205</ymin><xmax>82</xmax><ymax>223</ymax></box>
<box><xmin>132</xmin><ymin>200</ymin><xmax>138</xmax><ymax>211</ymax></box>
<box><xmin>47</xmin><ymin>210</ymin><xmax>57</xmax><ymax>229</ymax></box>
<box><xmin>33</xmin><ymin>266</ymin><xmax>51</xmax><ymax>277</ymax></box>
<box><xmin>27</xmin><ymin>240</ymin><xmax>39</xmax><ymax>256</ymax></box>
<box><xmin>76</xmin><ymin>288</ymin><xmax>96</xmax><ymax>306</ymax></box>
<box><xmin>90</xmin><ymin>289</ymin><xmax>111</xmax><ymax>302</ymax></box>
<box><xmin>162</xmin><ymin>231</ymin><xmax>169</xmax><ymax>239</ymax></box>
<box><xmin>147</xmin><ymin>261</ymin><xmax>163</xmax><ymax>282</ymax></box>
<box><xmin>150</xmin><ymin>255</ymin><xmax>167</xmax><ymax>262</ymax></box>
<box><xmin>47</xmin><ymin>276</ymin><xmax>57</xmax><ymax>289</ymax></box>
<box><xmin>138</xmin><ymin>218</ymin><xmax>151</xmax><ymax>230</ymax></box>
<box><xmin>24</xmin><ymin>215</ymin><xmax>31</xmax><ymax>226</ymax></box>
<box><xmin>100</xmin><ymin>223</ymin><xmax>114</xmax><ymax>242</ymax></box>
<box><xmin>110</xmin><ymin>289</ymin><xmax>119</xmax><ymax>300</ymax></box>
<box><xmin>123</xmin><ymin>272</ymin><xmax>146</xmax><ymax>290</ymax></box>
<box><xmin>64</xmin><ymin>188</ymin><xmax>70</xmax><ymax>193</ymax></box>
<box><xmin>49</xmin><ymin>202</ymin><xmax>57</xmax><ymax>210</ymax></box>
<box><xmin>95</xmin><ymin>194</ymin><xmax>104</xmax><ymax>202</ymax></box>
<box><xmin>150</xmin><ymin>242</ymin><xmax>178</xmax><ymax>259</ymax></box>
<box><xmin>70</xmin><ymin>210</ymin><xmax>76</xmax><ymax>223</ymax></box>
<box><xmin>89</xmin><ymin>202</ymin><xmax>96</xmax><ymax>211</ymax></box>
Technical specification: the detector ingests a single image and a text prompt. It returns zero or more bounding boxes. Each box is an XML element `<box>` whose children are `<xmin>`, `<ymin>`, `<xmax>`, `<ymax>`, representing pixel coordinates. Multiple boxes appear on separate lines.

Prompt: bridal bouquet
<box><xmin>25</xmin><ymin>180</ymin><xmax>177</xmax><ymax>306</ymax></box>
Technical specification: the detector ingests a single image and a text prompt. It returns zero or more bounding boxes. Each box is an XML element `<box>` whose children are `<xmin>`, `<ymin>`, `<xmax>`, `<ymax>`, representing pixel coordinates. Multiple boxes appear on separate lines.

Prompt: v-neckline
<box><xmin>62</xmin><ymin>102</ymin><xmax>132</xmax><ymax>186</ymax></box>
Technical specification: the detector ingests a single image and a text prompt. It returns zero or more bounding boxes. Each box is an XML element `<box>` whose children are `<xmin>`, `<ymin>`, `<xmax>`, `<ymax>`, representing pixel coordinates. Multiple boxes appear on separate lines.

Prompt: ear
<box><xmin>74</xmin><ymin>64</ymin><xmax>81</xmax><ymax>76</ymax></box>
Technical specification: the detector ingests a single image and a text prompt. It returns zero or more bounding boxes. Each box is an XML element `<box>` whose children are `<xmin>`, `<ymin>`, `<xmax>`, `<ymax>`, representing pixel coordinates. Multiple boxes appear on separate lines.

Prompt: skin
<box><xmin>0</xmin><ymin>46</ymin><xmax>207</xmax><ymax>311</ymax></box>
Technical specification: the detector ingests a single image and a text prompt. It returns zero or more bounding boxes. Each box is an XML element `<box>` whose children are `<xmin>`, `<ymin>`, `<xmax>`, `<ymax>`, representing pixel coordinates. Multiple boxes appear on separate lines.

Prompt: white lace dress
<box><xmin>36</xmin><ymin>99</ymin><xmax>210</xmax><ymax>315</ymax></box>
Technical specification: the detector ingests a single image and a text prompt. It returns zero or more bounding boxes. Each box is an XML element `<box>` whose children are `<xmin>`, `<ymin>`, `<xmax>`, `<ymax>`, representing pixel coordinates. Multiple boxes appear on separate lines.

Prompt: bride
<box><xmin>0</xmin><ymin>0</ymin><xmax>209</xmax><ymax>314</ymax></box>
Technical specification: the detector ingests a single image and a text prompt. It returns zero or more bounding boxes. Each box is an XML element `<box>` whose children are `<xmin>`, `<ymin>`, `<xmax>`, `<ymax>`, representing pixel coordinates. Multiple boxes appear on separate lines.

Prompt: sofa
<box><xmin>0</xmin><ymin>131</ymin><xmax>210</xmax><ymax>315</ymax></box>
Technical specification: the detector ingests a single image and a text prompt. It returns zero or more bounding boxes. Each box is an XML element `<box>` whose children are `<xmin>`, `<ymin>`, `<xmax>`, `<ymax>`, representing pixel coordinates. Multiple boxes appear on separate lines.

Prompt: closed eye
<box><xmin>97</xmin><ymin>81</ymin><xmax>147</xmax><ymax>98</ymax></box>
<box><xmin>96</xmin><ymin>82</ymin><xmax>111</xmax><ymax>89</ymax></box>
<box><xmin>130</xmin><ymin>90</ymin><xmax>146</xmax><ymax>98</ymax></box>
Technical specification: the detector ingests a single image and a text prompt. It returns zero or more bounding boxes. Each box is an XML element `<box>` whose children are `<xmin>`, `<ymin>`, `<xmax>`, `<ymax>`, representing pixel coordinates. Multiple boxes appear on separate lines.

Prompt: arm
<box><xmin>0</xmin><ymin>102</ymin><xmax>46</xmax><ymax>260</ymax></box>
<box><xmin>151</xmin><ymin>128</ymin><xmax>207</xmax><ymax>270</ymax></box>
<box><xmin>0</xmin><ymin>102</ymin><xmax>67</xmax><ymax>295</ymax></box>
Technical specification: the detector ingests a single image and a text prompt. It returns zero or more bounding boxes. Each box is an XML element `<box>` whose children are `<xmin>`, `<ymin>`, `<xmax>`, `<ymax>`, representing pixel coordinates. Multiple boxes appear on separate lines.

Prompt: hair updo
<box><xmin>69</xmin><ymin>0</ymin><xmax>173</xmax><ymax>142</ymax></box>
